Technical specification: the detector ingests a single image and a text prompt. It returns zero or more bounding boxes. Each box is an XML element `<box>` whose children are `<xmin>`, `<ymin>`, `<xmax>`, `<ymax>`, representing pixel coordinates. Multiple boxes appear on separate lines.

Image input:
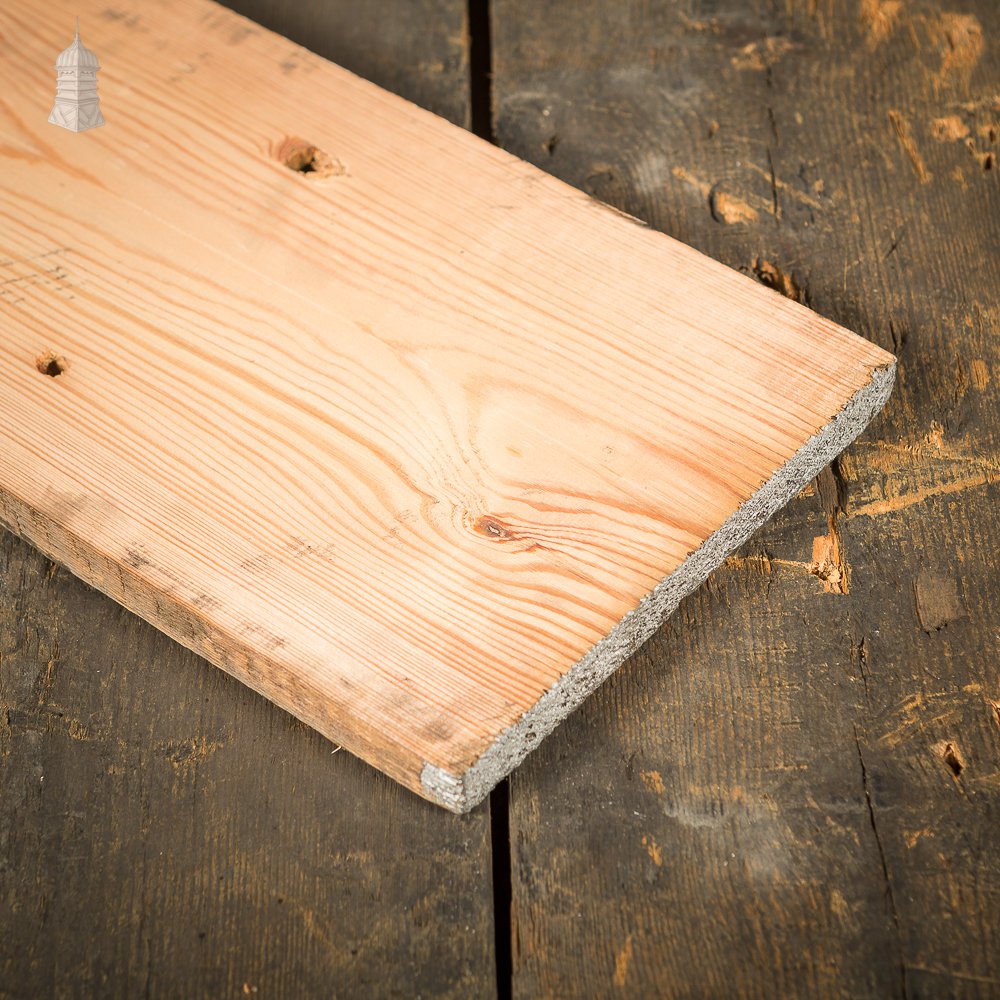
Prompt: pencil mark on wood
<box><xmin>100</xmin><ymin>8</ymin><xmax>141</xmax><ymax>27</ymax></box>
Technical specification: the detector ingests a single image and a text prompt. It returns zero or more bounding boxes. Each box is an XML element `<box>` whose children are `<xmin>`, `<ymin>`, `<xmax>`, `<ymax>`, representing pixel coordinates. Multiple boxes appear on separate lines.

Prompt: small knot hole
<box><xmin>35</xmin><ymin>352</ymin><xmax>66</xmax><ymax>377</ymax></box>
<box><xmin>274</xmin><ymin>137</ymin><xmax>345</xmax><ymax>179</ymax></box>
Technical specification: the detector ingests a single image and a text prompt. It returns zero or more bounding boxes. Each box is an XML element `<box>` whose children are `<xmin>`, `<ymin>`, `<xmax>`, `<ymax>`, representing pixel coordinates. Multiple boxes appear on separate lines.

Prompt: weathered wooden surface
<box><xmin>216</xmin><ymin>0</ymin><xmax>470</xmax><ymax>128</ymax></box>
<box><xmin>493</xmin><ymin>0</ymin><xmax>1000</xmax><ymax>996</ymax></box>
<box><xmin>0</xmin><ymin>533</ymin><xmax>494</xmax><ymax>999</ymax></box>
<box><xmin>0</xmin><ymin>3</ymin><xmax>496</xmax><ymax>998</ymax></box>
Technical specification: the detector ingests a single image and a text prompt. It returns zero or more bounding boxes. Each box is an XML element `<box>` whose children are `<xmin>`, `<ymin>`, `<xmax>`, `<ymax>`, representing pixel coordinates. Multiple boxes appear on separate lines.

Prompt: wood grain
<box><xmin>1</xmin><ymin>0</ymin><xmax>891</xmax><ymax>809</ymax></box>
<box><xmin>493</xmin><ymin>0</ymin><xmax>1000</xmax><ymax>993</ymax></box>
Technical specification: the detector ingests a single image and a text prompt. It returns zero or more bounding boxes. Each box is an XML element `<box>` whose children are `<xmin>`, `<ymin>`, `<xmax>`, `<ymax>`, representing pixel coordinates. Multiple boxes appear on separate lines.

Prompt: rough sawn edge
<box><xmin>422</xmin><ymin>360</ymin><xmax>896</xmax><ymax>813</ymax></box>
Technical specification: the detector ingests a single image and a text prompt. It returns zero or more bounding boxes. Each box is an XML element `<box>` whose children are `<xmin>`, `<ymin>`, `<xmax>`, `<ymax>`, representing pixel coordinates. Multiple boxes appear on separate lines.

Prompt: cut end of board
<box><xmin>421</xmin><ymin>359</ymin><xmax>896</xmax><ymax>813</ymax></box>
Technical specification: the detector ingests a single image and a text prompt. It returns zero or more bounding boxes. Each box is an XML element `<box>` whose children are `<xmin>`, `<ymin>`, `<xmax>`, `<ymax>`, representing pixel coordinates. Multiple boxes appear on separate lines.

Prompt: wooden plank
<box><xmin>1</xmin><ymin>0</ymin><xmax>892</xmax><ymax>811</ymax></box>
<box><xmin>215</xmin><ymin>0</ymin><xmax>470</xmax><ymax>128</ymax></box>
<box><xmin>1</xmin><ymin>4</ymin><xmax>497</xmax><ymax>997</ymax></box>
<box><xmin>492</xmin><ymin>0</ymin><xmax>1000</xmax><ymax>993</ymax></box>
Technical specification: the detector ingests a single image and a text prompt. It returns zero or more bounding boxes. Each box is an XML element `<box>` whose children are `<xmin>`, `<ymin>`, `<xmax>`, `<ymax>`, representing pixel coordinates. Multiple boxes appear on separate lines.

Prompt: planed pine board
<box><xmin>0</xmin><ymin>0</ymin><xmax>894</xmax><ymax>811</ymax></box>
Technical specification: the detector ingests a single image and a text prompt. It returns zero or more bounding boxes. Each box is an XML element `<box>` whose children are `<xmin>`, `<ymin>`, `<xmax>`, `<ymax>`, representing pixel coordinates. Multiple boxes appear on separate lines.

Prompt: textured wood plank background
<box><xmin>492</xmin><ymin>1</ymin><xmax>1000</xmax><ymax>996</ymax></box>
<box><xmin>2</xmin><ymin>0</ymin><xmax>998</xmax><ymax>997</ymax></box>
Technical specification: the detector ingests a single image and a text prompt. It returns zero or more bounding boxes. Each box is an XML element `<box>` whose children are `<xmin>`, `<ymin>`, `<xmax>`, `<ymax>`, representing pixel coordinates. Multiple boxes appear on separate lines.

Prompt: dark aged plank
<box><xmin>216</xmin><ymin>0</ymin><xmax>470</xmax><ymax>127</ymax></box>
<box><xmin>0</xmin><ymin>530</ymin><xmax>494</xmax><ymax>999</ymax></box>
<box><xmin>493</xmin><ymin>1</ymin><xmax>1000</xmax><ymax>996</ymax></box>
<box><xmin>0</xmin><ymin>3</ymin><xmax>495</xmax><ymax>997</ymax></box>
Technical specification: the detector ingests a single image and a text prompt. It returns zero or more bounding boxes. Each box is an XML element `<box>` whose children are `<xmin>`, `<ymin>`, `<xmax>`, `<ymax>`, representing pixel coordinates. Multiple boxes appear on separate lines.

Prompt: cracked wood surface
<box><xmin>0</xmin><ymin>2</ymin><xmax>497</xmax><ymax>998</ymax></box>
<box><xmin>493</xmin><ymin>0</ymin><xmax>1000</xmax><ymax>997</ymax></box>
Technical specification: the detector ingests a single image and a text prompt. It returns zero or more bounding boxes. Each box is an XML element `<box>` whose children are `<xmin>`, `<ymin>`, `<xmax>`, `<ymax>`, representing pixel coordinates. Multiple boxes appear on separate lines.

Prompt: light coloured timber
<box><xmin>0</xmin><ymin>0</ymin><xmax>894</xmax><ymax>810</ymax></box>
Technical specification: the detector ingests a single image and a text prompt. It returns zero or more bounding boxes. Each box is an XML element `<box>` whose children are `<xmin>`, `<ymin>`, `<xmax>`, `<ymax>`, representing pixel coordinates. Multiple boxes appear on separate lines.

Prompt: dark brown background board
<box><xmin>214</xmin><ymin>0</ymin><xmax>471</xmax><ymax>129</ymax></box>
<box><xmin>492</xmin><ymin>1</ymin><xmax>1000</xmax><ymax>996</ymax></box>
<box><xmin>2</xmin><ymin>1</ymin><xmax>999</xmax><ymax>998</ymax></box>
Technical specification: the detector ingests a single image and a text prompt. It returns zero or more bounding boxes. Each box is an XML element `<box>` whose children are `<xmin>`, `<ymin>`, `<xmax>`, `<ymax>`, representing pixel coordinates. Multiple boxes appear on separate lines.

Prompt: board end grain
<box><xmin>422</xmin><ymin>359</ymin><xmax>896</xmax><ymax>813</ymax></box>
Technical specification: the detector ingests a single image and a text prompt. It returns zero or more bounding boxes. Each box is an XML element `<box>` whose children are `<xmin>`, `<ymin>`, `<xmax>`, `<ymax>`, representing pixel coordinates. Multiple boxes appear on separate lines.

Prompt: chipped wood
<box><xmin>914</xmin><ymin>570</ymin><xmax>965</xmax><ymax>632</ymax></box>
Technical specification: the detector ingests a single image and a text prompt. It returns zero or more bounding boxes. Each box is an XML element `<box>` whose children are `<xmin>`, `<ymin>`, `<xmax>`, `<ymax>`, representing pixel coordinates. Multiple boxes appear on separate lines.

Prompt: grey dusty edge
<box><xmin>422</xmin><ymin>360</ymin><xmax>897</xmax><ymax>813</ymax></box>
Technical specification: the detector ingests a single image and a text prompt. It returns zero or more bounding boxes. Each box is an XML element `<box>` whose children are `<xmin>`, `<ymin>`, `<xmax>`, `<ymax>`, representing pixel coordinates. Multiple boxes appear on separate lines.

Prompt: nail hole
<box><xmin>274</xmin><ymin>136</ymin><xmax>345</xmax><ymax>179</ymax></box>
<box><xmin>35</xmin><ymin>352</ymin><xmax>66</xmax><ymax>377</ymax></box>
